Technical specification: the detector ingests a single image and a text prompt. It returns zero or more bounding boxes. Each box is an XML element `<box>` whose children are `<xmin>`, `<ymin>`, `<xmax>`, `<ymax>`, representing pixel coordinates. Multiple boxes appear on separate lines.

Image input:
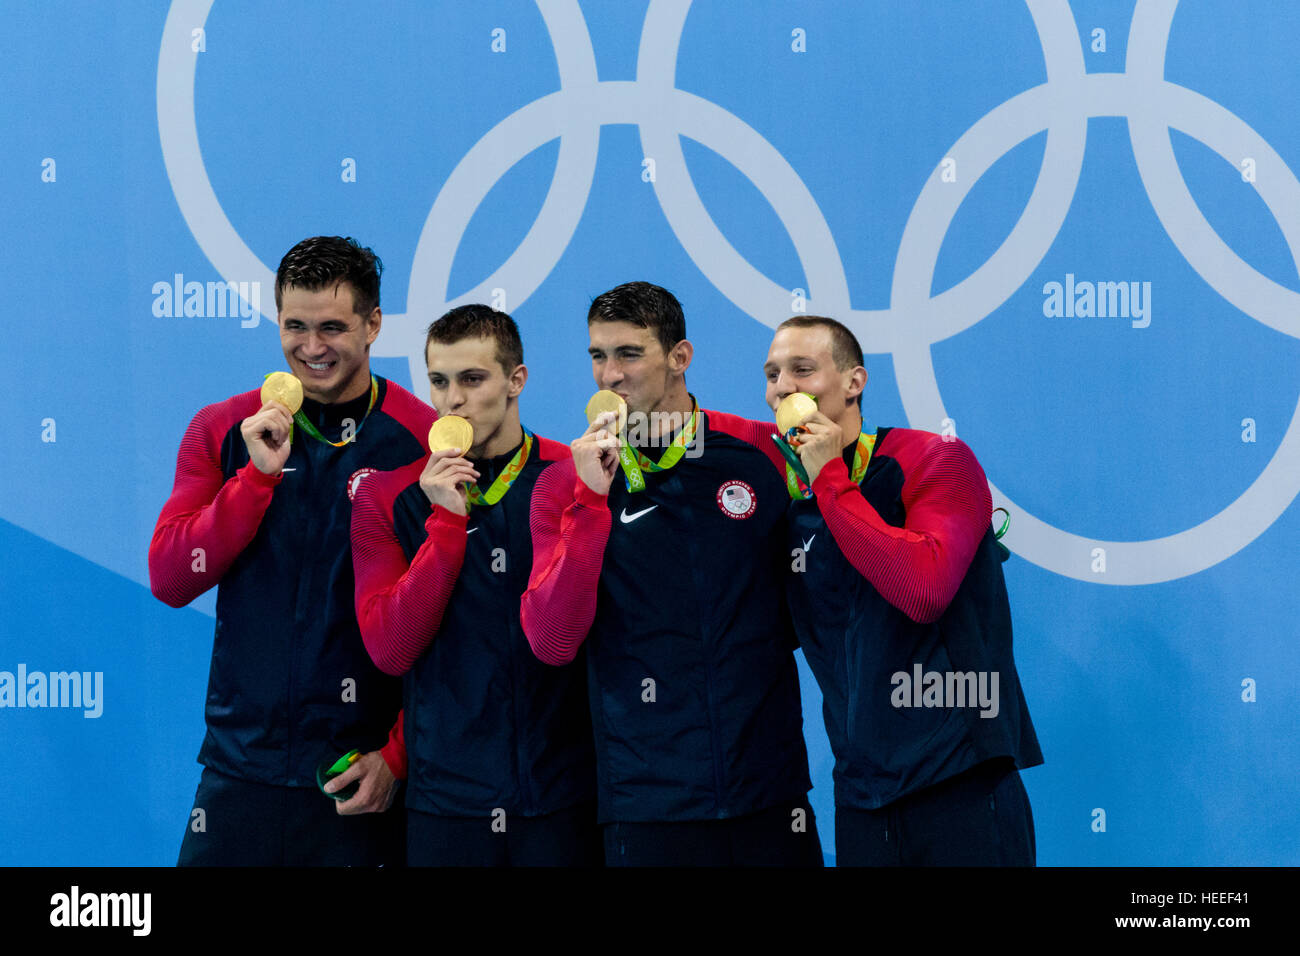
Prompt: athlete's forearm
<box><xmin>149</xmin><ymin>436</ymin><xmax>279</xmax><ymax>608</ymax></box>
<box><xmin>521</xmin><ymin>471</ymin><xmax>611</xmax><ymax>665</ymax></box>
<box><xmin>353</xmin><ymin>503</ymin><xmax>467</xmax><ymax>676</ymax></box>
<box><xmin>378</xmin><ymin>709</ymin><xmax>406</xmax><ymax>780</ymax></box>
<box><xmin>813</xmin><ymin>440</ymin><xmax>990</xmax><ymax>624</ymax></box>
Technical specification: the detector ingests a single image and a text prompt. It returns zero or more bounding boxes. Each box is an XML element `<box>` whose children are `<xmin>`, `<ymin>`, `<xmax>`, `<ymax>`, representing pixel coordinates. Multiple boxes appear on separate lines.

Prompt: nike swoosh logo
<box><xmin>280</xmin><ymin>468</ymin><xmax>296</xmax><ymax>472</ymax></box>
<box><xmin>802</xmin><ymin>535</ymin><xmax>815</xmax><ymax>552</ymax></box>
<box><xmin>620</xmin><ymin>505</ymin><xmax>658</xmax><ymax>524</ymax></box>
<box><xmin>467</xmin><ymin>527</ymin><xmax>480</xmax><ymax>535</ymax></box>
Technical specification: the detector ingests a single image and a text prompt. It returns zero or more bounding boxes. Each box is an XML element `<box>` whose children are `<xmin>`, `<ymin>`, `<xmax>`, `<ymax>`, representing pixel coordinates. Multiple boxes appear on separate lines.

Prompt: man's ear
<box><xmin>363</xmin><ymin>307</ymin><xmax>382</xmax><ymax>346</ymax></box>
<box><xmin>845</xmin><ymin>366</ymin><xmax>867</xmax><ymax>403</ymax></box>
<box><xmin>668</xmin><ymin>339</ymin><xmax>694</xmax><ymax>375</ymax></box>
<box><xmin>507</xmin><ymin>363</ymin><xmax>528</xmax><ymax>399</ymax></box>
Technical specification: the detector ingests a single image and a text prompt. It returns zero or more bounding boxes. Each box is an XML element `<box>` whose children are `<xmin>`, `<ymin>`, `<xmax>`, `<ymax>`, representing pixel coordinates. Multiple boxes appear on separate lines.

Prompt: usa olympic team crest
<box><xmin>717</xmin><ymin>480</ymin><xmax>756</xmax><ymax>520</ymax></box>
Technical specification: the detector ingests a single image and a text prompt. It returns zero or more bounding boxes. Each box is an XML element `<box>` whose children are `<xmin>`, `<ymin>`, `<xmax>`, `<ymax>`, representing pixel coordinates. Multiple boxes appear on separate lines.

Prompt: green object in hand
<box><xmin>316</xmin><ymin>749</ymin><xmax>361</xmax><ymax>801</ymax></box>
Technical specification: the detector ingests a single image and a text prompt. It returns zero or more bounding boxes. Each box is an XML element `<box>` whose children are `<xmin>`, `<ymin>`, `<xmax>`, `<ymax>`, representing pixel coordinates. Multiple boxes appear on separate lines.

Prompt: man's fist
<box><xmin>240</xmin><ymin>400</ymin><xmax>295</xmax><ymax>476</ymax></box>
<box><xmin>326</xmin><ymin>750</ymin><xmax>399</xmax><ymax>815</ymax></box>
<box><xmin>572</xmin><ymin>412</ymin><xmax>621</xmax><ymax>496</ymax></box>
<box><xmin>794</xmin><ymin>411</ymin><xmax>844</xmax><ymax>487</ymax></box>
<box><xmin>418</xmin><ymin>447</ymin><xmax>480</xmax><ymax>516</ymax></box>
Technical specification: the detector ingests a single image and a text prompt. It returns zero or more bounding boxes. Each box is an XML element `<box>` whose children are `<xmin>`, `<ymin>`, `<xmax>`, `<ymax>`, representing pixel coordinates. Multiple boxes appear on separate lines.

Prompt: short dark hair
<box><xmin>776</xmin><ymin>315</ymin><xmax>865</xmax><ymax>408</ymax></box>
<box><xmin>275</xmin><ymin>236</ymin><xmax>382</xmax><ymax>318</ymax></box>
<box><xmin>587</xmin><ymin>281</ymin><xmax>686</xmax><ymax>356</ymax></box>
<box><xmin>426</xmin><ymin>304</ymin><xmax>524</xmax><ymax>375</ymax></box>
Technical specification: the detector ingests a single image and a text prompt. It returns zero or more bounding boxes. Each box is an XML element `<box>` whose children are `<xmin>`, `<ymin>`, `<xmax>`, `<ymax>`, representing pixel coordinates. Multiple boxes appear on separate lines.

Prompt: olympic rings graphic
<box><xmin>157</xmin><ymin>0</ymin><xmax>1300</xmax><ymax>584</ymax></box>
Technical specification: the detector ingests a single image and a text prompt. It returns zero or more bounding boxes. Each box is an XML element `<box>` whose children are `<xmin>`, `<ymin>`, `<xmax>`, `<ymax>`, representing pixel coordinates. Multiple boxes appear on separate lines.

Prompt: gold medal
<box><xmin>428</xmin><ymin>415</ymin><xmax>474</xmax><ymax>454</ymax></box>
<box><xmin>260</xmin><ymin>371</ymin><xmax>304</xmax><ymax>414</ymax></box>
<box><xmin>775</xmin><ymin>392</ymin><xmax>818</xmax><ymax>436</ymax></box>
<box><xmin>585</xmin><ymin>389</ymin><xmax>628</xmax><ymax>437</ymax></box>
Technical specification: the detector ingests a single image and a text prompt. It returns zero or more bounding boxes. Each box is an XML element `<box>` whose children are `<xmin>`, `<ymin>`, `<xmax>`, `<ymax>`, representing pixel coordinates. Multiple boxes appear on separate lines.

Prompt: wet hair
<box><xmin>587</xmin><ymin>281</ymin><xmax>686</xmax><ymax>356</ymax></box>
<box><xmin>426</xmin><ymin>303</ymin><xmax>524</xmax><ymax>374</ymax></box>
<box><xmin>275</xmin><ymin>236</ymin><xmax>382</xmax><ymax>318</ymax></box>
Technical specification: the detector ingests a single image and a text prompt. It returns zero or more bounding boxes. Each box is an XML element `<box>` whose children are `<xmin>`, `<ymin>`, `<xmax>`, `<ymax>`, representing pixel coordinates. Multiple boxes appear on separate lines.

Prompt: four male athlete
<box><xmin>153</xmin><ymin>247</ymin><xmax>1040</xmax><ymax>867</ymax></box>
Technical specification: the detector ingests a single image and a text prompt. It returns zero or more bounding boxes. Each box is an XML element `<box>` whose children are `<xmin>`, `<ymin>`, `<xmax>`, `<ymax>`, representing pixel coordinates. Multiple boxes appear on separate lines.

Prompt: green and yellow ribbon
<box><xmin>616</xmin><ymin>402</ymin><xmax>700</xmax><ymax>492</ymax></box>
<box><xmin>262</xmin><ymin>373</ymin><xmax>379</xmax><ymax>448</ymax></box>
<box><xmin>780</xmin><ymin>429</ymin><xmax>876</xmax><ymax>500</ymax></box>
<box><xmin>465</xmin><ymin>429</ymin><xmax>534</xmax><ymax>509</ymax></box>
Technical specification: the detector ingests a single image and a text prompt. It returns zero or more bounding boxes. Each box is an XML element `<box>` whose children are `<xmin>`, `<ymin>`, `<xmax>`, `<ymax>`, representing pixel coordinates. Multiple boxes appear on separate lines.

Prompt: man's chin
<box><xmin>299</xmin><ymin>378</ymin><xmax>339</xmax><ymax>401</ymax></box>
<box><xmin>629</xmin><ymin>394</ymin><xmax>667</xmax><ymax>418</ymax></box>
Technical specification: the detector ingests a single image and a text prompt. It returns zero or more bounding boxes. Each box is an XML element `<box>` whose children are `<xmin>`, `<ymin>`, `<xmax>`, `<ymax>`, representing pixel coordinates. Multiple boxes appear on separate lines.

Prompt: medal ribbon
<box><xmin>615</xmin><ymin>402</ymin><xmax>700</xmax><ymax>493</ymax></box>
<box><xmin>783</xmin><ymin>430</ymin><xmax>876</xmax><ymax>500</ymax></box>
<box><xmin>262</xmin><ymin>373</ymin><xmax>379</xmax><ymax>448</ymax></box>
<box><xmin>465</xmin><ymin>429</ymin><xmax>534</xmax><ymax>508</ymax></box>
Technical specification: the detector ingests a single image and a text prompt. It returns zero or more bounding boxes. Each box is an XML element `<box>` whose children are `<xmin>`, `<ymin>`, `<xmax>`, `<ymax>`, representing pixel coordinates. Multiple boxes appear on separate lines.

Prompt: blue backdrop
<box><xmin>2</xmin><ymin>0</ymin><xmax>1298</xmax><ymax>865</ymax></box>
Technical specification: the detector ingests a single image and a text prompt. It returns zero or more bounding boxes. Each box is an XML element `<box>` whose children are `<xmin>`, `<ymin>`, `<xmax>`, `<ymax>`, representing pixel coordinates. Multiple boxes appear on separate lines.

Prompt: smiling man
<box><xmin>521</xmin><ymin>281</ymin><xmax>820</xmax><ymax>867</ymax></box>
<box><xmin>349</xmin><ymin>305</ymin><xmax>598</xmax><ymax>866</ymax></box>
<box><xmin>149</xmin><ymin>236</ymin><xmax>434</xmax><ymax>865</ymax></box>
<box><xmin>763</xmin><ymin>315</ymin><xmax>1043</xmax><ymax>866</ymax></box>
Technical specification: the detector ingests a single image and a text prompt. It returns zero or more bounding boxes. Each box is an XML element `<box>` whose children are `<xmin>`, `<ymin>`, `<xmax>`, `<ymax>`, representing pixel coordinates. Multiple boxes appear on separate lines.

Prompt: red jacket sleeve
<box><xmin>148</xmin><ymin>398</ymin><xmax>281</xmax><ymax>608</ymax></box>
<box><xmin>378</xmin><ymin>709</ymin><xmax>406</xmax><ymax>780</ymax></box>
<box><xmin>519</xmin><ymin>460</ymin><xmax>612</xmax><ymax>666</ymax></box>
<box><xmin>351</xmin><ymin>468</ymin><xmax>468</xmax><ymax>677</ymax></box>
<box><xmin>811</xmin><ymin>432</ymin><xmax>991</xmax><ymax>624</ymax></box>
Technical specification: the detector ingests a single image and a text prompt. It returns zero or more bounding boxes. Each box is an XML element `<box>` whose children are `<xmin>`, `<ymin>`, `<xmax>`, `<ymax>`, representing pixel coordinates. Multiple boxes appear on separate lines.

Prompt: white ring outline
<box><xmin>891</xmin><ymin>0</ymin><xmax>1300</xmax><ymax>584</ymax></box>
<box><xmin>156</xmin><ymin>0</ymin><xmax>1300</xmax><ymax>584</ymax></box>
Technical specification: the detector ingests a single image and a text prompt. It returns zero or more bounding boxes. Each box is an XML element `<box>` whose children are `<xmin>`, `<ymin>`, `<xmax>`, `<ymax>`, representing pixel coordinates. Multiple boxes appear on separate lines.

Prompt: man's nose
<box><xmin>304</xmin><ymin>330</ymin><xmax>327</xmax><ymax>357</ymax></box>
